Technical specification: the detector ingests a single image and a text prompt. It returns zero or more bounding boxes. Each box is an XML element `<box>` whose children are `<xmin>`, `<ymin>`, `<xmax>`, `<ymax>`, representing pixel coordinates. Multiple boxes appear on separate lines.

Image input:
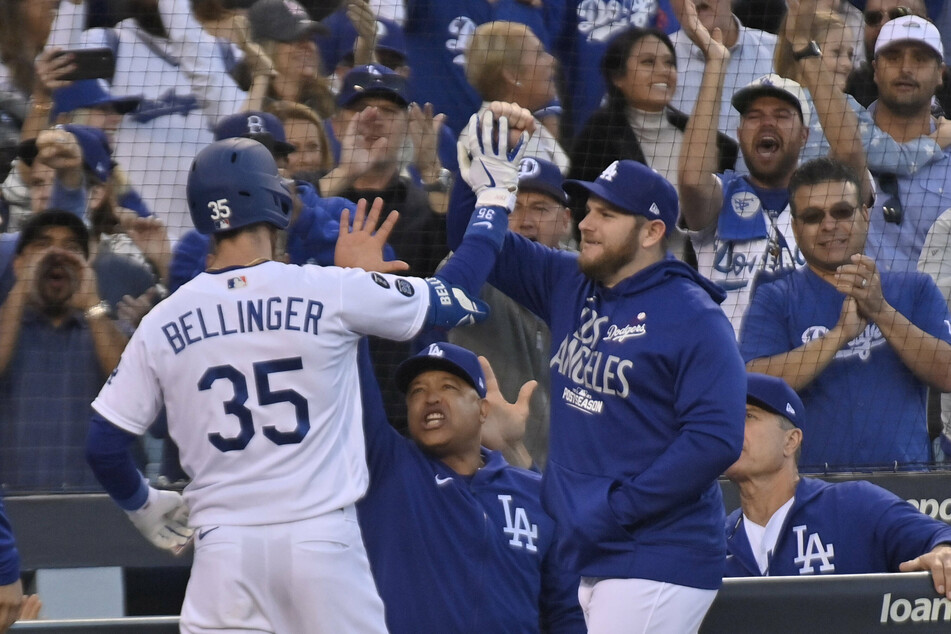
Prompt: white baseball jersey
<box><xmin>55</xmin><ymin>0</ymin><xmax>246</xmax><ymax>240</ymax></box>
<box><xmin>93</xmin><ymin>261</ymin><xmax>429</xmax><ymax>527</ymax></box>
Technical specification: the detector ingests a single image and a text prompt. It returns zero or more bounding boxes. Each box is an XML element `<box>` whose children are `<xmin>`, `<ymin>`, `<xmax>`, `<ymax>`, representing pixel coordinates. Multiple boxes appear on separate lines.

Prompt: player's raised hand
<box><xmin>126</xmin><ymin>487</ymin><xmax>194</xmax><ymax>554</ymax></box>
<box><xmin>479</xmin><ymin>355</ymin><xmax>536</xmax><ymax>470</ymax></box>
<box><xmin>335</xmin><ymin>197</ymin><xmax>410</xmax><ymax>273</ymax></box>
<box><xmin>463</xmin><ymin>104</ymin><xmax>533</xmax><ymax>197</ymax></box>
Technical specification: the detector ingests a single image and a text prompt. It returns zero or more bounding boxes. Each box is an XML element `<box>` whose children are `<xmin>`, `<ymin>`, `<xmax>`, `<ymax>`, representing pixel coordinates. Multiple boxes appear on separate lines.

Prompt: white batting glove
<box><xmin>460</xmin><ymin>110</ymin><xmax>529</xmax><ymax>206</ymax></box>
<box><xmin>126</xmin><ymin>487</ymin><xmax>194</xmax><ymax>553</ymax></box>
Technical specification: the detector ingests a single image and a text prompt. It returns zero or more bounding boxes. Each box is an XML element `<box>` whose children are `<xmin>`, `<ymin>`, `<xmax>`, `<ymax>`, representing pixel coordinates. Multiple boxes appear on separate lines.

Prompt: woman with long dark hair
<box><xmin>569</xmin><ymin>26</ymin><xmax>737</xmax><ymax>191</ymax></box>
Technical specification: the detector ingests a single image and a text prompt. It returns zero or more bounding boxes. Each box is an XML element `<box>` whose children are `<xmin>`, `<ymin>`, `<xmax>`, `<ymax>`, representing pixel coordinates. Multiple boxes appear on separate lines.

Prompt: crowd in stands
<box><xmin>3</xmin><ymin>0</ymin><xmax>951</xmax><ymax>628</ymax></box>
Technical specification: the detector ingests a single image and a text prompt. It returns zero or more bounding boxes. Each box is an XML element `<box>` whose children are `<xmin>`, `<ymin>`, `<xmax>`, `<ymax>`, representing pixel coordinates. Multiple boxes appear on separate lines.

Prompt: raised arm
<box><xmin>789</xmin><ymin>0</ymin><xmax>870</xmax><ymax>202</ymax></box>
<box><xmin>675</xmin><ymin>0</ymin><xmax>729</xmax><ymax>231</ymax></box>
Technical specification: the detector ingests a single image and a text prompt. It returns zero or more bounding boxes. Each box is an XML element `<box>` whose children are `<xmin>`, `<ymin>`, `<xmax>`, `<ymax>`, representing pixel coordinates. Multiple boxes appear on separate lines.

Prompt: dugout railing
<box><xmin>6</xmin><ymin>471</ymin><xmax>951</xmax><ymax>629</ymax></box>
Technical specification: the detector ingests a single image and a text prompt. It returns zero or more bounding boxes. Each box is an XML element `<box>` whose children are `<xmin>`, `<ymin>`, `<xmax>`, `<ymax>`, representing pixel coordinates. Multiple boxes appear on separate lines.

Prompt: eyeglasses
<box><xmin>877</xmin><ymin>173</ymin><xmax>903</xmax><ymax>224</ymax></box>
<box><xmin>513</xmin><ymin>202</ymin><xmax>566</xmax><ymax>216</ymax></box>
<box><xmin>864</xmin><ymin>6</ymin><xmax>913</xmax><ymax>27</ymax></box>
<box><xmin>795</xmin><ymin>204</ymin><xmax>860</xmax><ymax>225</ymax></box>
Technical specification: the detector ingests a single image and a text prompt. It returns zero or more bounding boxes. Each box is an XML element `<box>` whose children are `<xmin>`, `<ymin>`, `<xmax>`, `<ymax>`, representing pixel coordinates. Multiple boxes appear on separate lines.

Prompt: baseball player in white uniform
<box><xmin>85</xmin><ymin>137</ymin><xmax>493</xmax><ymax>633</ymax></box>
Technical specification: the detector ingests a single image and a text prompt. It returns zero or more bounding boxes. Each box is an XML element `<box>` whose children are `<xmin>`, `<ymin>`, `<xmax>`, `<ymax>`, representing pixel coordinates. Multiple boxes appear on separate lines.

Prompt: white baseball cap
<box><xmin>874</xmin><ymin>15</ymin><xmax>944</xmax><ymax>60</ymax></box>
<box><xmin>731</xmin><ymin>73</ymin><xmax>812</xmax><ymax>128</ymax></box>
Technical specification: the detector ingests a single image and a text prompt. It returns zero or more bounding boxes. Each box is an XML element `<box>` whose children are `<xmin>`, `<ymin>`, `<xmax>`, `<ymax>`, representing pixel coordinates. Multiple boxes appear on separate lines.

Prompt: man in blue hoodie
<box><xmin>447</xmin><ymin>155</ymin><xmax>746</xmax><ymax>632</ymax></box>
<box><xmin>724</xmin><ymin>372</ymin><xmax>951</xmax><ymax>597</ymax></box>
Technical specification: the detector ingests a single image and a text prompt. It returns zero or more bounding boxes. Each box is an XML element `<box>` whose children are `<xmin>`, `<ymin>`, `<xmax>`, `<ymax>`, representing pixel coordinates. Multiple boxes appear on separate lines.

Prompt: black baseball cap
<box><xmin>248</xmin><ymin>0</ymin><xmax>328</xmax><ymax>43</ymax></box>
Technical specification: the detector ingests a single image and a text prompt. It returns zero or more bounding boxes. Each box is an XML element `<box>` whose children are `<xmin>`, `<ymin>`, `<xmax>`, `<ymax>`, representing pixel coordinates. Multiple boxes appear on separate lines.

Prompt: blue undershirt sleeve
<box><xmin>86</xmin><ymin>414</ymin><xmax>150</xmax><ymax>511</ymax></box>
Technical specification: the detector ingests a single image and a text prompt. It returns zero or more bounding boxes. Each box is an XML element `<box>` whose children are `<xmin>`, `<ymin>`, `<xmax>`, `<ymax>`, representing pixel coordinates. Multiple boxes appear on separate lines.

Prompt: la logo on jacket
<box><xmin>499</xmin><ymin>495</ymin><xmax>538</xmax><ymax>552</ymax></box>
<box><xmin>793</xmin><ymin>524</ymin><xmax>835</xmax><ymax>573</ymax></box>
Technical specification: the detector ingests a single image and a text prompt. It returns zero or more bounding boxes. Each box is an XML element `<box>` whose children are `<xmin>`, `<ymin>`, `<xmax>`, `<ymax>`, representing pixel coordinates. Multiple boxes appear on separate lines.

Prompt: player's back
<box><xmin>118</xmin><ymin>261</ymin><xmax>428</xmax><ymax>527</ymax></box>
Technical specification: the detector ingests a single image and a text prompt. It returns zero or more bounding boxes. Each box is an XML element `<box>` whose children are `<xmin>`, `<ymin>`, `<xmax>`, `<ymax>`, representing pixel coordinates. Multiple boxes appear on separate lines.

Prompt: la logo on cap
<box><xmin>427</xmin><ymin>343</ymin><xmax>445</xmax><ymax>358</ymax></box>
<box><xmin>600</xmin><ymin>161</ymin><xmax>619</xmax><ymax>182</ymax></box>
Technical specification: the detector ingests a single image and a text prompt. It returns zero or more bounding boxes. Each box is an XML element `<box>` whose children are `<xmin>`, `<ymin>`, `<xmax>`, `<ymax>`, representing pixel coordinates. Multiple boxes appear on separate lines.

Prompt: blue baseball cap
<box><xmin>395</xmin><ymin>343</ymin><xmax>487</xmax><ymax>398</ymax></box>
<box><xmin>51</xmin><ymin>79</ymin><xmax>142</xmax><ymax>121</ymax></box>
<box><xmin>746</xmin><ymin>373</ymin><xmax>805</xmax><ymax>428</ymax></box>
<box><xmin>337</xmin><ymin>64</ymin><xmax>409</xmax><ymax>109</ymax></box>
<box><xmin>213</xmin><ymin>111</ymin><xmax>296</xmax><ymax>155</ymax></box>
<box><xmin>564</xmin><ymin>160</ymin><xmax>679</xmax><ymax>235</ymax></box>
<box><xmin>62</xmin><ymin>124</ymin><xmax>113</xmax><ymax>183</ymax></box>
<box><xmin>518</xmin><ymin>157</ymin><xmax>567</xmax><ymax>205</ymax></box>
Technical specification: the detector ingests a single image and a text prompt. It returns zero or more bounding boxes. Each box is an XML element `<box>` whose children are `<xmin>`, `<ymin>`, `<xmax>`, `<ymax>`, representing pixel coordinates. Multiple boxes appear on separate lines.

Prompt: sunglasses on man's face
<box><xmin>864</xmin><ymin>6</ymin><xmax>913</xmax><ymax>26</ymax></box>
<box><xmin>794</xmin><ymin>203</ymin><xmax>860</xmax><ymax>225</ymax></box>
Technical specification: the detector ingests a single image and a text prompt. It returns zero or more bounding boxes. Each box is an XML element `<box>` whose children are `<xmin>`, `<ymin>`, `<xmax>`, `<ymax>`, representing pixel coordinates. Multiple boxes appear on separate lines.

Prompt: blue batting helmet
<box><xmin>186</xmin><ymin>138</ymin><xmax>293</xmax><ymax>234</ymax></box>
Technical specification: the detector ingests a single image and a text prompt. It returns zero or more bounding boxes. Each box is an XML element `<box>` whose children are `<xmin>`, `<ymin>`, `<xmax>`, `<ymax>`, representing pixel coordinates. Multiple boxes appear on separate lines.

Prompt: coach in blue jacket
<box><xmin>355</xmin><ymin>342</ymin><xmax>584</xmax><ymax>633</ymax></box>
<box><xmin>724</xmin><ymin>373</ymin><xmax>951</xmax><ymax>597</ymax></box>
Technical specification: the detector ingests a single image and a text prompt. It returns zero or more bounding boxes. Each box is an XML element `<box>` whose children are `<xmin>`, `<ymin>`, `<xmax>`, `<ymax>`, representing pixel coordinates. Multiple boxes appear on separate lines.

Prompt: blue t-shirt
<box><xmin>739</xmin><ymin>267</ymin><xmax>951</xmax><ymax>470</ymax></box>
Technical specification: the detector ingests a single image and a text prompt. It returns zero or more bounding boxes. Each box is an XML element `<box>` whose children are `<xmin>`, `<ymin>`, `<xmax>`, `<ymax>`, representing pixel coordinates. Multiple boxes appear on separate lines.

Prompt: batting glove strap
<box><xmin>475</xmin><ymin>189</ymin><xmax>516</xmax><ymax>211</ymax></box>
<box><xmin>425</xmin><ymin>276</ymin><xmax>490</xmax><ymax>330</ymax></box>
<box><xmin>126</xmin><ymin>487</ymin><xmax>194</xmax><ymax>553</ymax></box>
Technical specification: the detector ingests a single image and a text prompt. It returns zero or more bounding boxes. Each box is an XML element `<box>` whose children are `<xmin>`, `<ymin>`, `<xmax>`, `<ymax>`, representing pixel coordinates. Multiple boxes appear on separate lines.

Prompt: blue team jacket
<box><xmin>354</xmin><ymin>342</ymin><xmax>585</xmax><ymax>634</ymax></box>
<box><xmin>725</xmin><ymin>477</ymin><xmax>951</xmax><ymax>577</ymax></box>
<box><xmin>446</xmin><ymin>188</ymin><xmax>746</xmax><ymax>590</ymax></box>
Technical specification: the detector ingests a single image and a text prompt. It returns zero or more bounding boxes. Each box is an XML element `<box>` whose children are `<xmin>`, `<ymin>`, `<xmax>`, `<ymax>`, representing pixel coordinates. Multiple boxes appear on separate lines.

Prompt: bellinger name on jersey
<box><xmin>161</xmin><ymin>295</ymin><xmax>324</xmax><ymax>353</ymax></box>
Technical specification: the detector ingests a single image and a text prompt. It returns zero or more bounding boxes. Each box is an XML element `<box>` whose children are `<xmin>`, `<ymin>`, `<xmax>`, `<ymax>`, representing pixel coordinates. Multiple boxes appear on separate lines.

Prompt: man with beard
<box><xmin>863</xmin><ymin>16</ymin><xmax>951</xmax><ymax>460</ymax></box>
<box><xmin>678</xmin><ymin>0</ymin><xmax>870</xmax><ymax>333</ymax></box>
<box><xmin>447</xmin><ymin>144</ymin><xmax>746</xmax><ymax>630</ymax></box>
<box><xmin>0</xmin><ymin>210</ymin><xmax>127</xmax><ymax>491</ymax></box>
<box><xmin>864</xmin><ymin>15</ymin><xmax>950</xmax><ymax>272</ymax></box>
<box><xmin>739</xmin><ymin>157</ymin><xmax>951</xmax><ymax>470</ymax></box>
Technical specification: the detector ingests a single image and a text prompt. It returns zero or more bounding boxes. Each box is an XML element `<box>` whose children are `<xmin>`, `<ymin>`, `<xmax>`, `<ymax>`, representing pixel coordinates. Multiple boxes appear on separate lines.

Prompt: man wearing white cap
<box><xmin>865</xmin><ymin>14</ymin><xmax>951</xmax><ymax>460</ymax></box>
<box><xmin>864</xmin><ymin>15</ymin><xmax>950</xmax><ymax>272</ymax></box>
